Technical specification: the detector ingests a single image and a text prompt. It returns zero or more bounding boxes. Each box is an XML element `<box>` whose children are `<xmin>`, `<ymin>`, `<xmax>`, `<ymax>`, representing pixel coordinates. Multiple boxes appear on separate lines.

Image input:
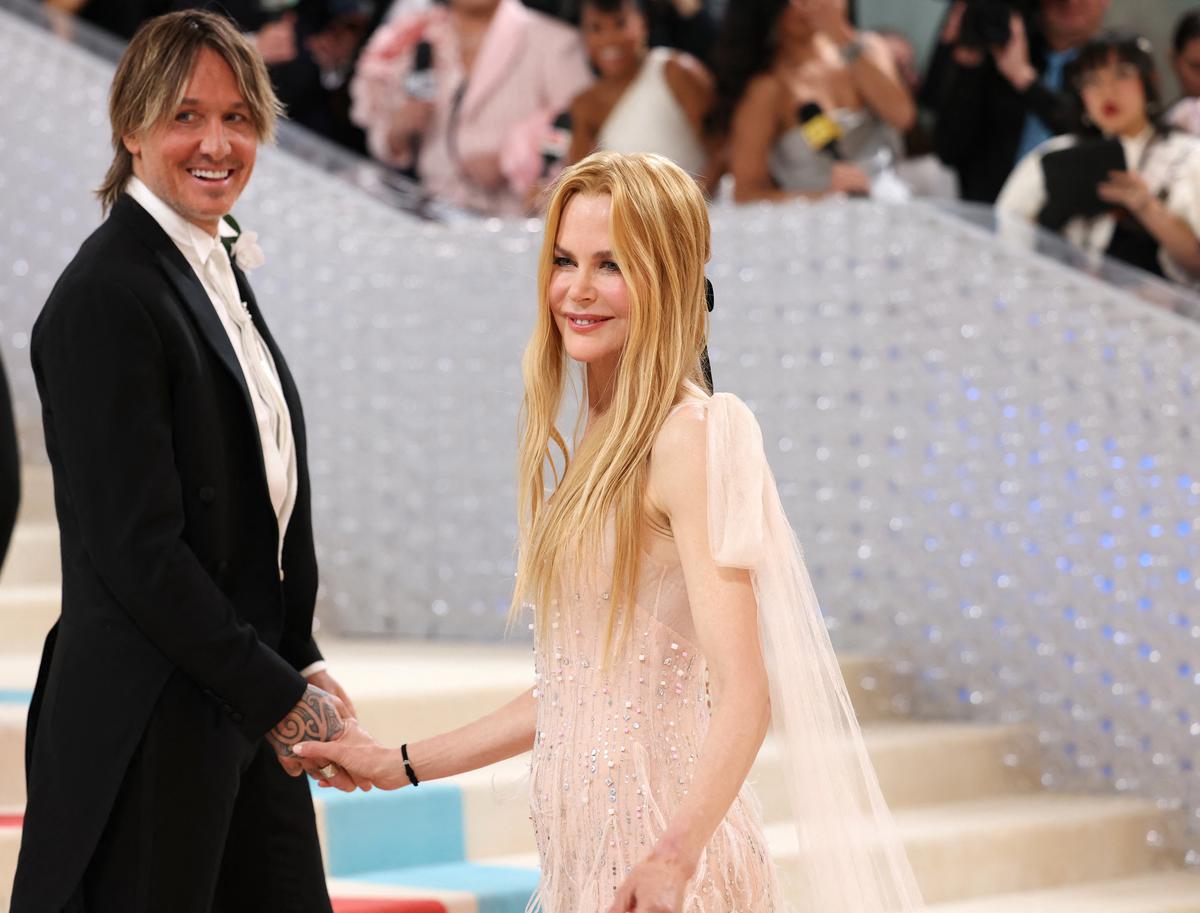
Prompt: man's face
<box><xmin>123</xmin><ymin>47</ymin><xmax>258</xmax><ymax>235</ymax></box>
<box><xmin>1041</xmin><ymin>0</ymin><xmax>1109</xmax><ymax>50</ymax></box>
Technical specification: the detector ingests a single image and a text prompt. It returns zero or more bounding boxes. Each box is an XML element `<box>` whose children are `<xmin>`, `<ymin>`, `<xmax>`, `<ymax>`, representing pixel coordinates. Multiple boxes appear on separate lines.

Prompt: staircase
<box><xmin>1</xmin><ymin>466</ymin><xmax>1197</xmax><ymax>913</ymax></box>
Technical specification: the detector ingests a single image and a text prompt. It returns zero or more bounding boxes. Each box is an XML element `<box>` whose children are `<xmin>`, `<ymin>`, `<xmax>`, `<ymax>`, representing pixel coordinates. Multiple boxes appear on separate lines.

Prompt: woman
<box><xmin>1168</xmin><ymin>10</ymin><xmax>1200</xmax><ymax>134</ymax></box>
<box><xmin>565</xmin><ymin>0</ymin><xmax>713</xmax><ymax>181</ymax></box>
<box><xmin>295</xmin><ymin>152</ymin><xmax>923</xmax><ymax>913</ymax></box>
<box><xmin>997</xmin><ymin>32</ymin><xmax>1200</xmax><ymax>284</ymax></box>
<box><xmin>714</xmin><ymin>0</ymin><xmax>915</xmax><ymax>203</ymax></box>
<box><xmin>349</xmin><ymin>0</ymin><xmax>593</xmax><ymax>216</ymax></box>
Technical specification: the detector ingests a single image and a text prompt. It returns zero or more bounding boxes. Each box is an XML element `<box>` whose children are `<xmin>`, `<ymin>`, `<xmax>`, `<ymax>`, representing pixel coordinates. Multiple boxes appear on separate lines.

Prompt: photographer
<box><xmin>997</xmin><ymin>32</ymin><xmax>1200</xmax><ymax>285</ymax></box>
<box><xmin>929</xmin><ymin>0</ymin><xmax>1108</xmax><ymax>203</ymax></box>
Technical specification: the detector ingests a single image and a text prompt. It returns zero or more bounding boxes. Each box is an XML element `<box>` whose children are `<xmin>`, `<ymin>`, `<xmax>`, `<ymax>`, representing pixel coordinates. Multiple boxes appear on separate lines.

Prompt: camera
<box><xmin>955</xmin><ymin>0</ymin><xmax>1037</xmax><ymax>50</ymax></box>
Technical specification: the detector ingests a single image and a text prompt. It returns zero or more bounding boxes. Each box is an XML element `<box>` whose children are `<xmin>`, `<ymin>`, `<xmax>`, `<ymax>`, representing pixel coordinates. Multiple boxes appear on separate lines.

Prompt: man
<box><xmin>927</xmin><ymin>0</ymin><xmax>1110</xmax><ymax>203</ymax></box>
<box><xmin>12</xmin><ymin>11</ymin><xmax>358</xmax><ymax>912</ymax></box>
<box><xmin>0</xmin><ymin>350</ymin><xmax>17</xmax><ymax>574</ymax></box>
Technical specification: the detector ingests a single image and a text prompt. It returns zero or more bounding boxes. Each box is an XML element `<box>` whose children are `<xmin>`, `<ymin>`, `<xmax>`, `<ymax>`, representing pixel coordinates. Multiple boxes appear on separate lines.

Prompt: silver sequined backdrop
<box><xmin>1</xmin><ymin>2</ymin><xmax>1199</xmax><ymax>861</ymax></box>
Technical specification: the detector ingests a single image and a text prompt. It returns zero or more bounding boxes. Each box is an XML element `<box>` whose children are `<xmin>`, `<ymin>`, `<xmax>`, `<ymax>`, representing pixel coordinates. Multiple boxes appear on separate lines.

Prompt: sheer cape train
<box><xmin>706</xmin><ymin>393</ymin><xmax>924</xmax><ymax>911</ymax></box>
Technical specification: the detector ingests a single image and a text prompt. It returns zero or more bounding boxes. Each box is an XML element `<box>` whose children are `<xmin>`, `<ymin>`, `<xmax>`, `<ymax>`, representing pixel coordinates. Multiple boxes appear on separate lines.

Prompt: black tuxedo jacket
<box><xmin>12</xmin><ymin>194</ymin><xmax>322</xmax><ymax>911</ymax></box>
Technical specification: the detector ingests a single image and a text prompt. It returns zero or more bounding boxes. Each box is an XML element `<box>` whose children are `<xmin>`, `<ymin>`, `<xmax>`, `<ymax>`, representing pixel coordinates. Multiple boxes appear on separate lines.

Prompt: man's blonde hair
<box><xmin>97</xmin><ymin>9</ymin><xmax>283</xmax><ymax>213</ymax></box>
<box><xmin>512</xmin><ymin>152</ymin><xmax>711</xmax><ymax>658</ymax></box>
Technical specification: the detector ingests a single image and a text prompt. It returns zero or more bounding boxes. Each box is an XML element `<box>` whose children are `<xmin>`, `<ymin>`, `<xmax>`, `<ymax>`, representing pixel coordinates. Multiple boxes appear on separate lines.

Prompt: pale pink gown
<box><xmin>527</xmin><ymin>400</ymin><xmax>786</xmax><ymax>913</ymax></box>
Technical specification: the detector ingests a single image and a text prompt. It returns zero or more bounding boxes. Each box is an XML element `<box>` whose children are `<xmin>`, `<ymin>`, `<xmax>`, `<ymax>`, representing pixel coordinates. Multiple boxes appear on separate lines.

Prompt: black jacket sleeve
<box><xmin>932</xmin><ymin>56</ymin><xmax>992</xmax><ymax>168</ymax></box>
<box><xmin>0</xmin><ymin>351</ymin><xmax>18</xmax><ymax>573</ymax></box>
<box><xmin>33</xmin><ymin>280</ymin><xmax>306</xmax><ymax>738</ymax></box>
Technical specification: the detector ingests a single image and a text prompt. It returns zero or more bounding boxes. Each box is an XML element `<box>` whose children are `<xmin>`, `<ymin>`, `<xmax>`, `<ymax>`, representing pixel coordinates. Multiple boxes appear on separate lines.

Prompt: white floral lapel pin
<box><xmin>221</xmin><ymin>214</ymin><xmax>266</xmax><ymax>271</ymax></box>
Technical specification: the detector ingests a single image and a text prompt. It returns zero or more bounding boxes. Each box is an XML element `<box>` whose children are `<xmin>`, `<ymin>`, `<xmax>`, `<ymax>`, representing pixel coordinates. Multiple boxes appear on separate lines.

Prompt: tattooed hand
<box><xmin>268</xmin><ymin>685</ymin><xmax>354</xmax><ymax>786</ymax></box>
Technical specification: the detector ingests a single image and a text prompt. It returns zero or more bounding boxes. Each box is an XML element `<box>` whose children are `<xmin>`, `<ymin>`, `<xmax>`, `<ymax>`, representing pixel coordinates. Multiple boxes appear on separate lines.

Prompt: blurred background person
<box><xmin>714</xmin><ymin>0</ymin><xmax>915</xmax><ymax>204</ymax></box>
<box><xmin>997</xmin><ymin>31</ymin><xmax>1200</xmax><ymax>284</ymax></box>
<box><xmin>929</xmin><ymin>0</ymin><xmax>1108</xmax><ymax>205</ymax></box>
<box><xmin>350</xmin><ymin>0</ymin><xmax>592</xmax><ymax>216</ymax></box>
<box><xmin>190</xmin><ymin>0</ymin><xmax>376</xmax><ymax>152</ymax></box>
<box><xmin>564</xmin><ymin>0</ymin><xmax>714</xmax><ymax>185</ymax></box>
<box><xmin>877</xmin><ymin>25</ymin><xmax>959</xmax><ymax>198</ymax></box>
<box><xmin>1168</xmin><ymin>8</ymin><xmax>1200</xmax><ymax>133</ymax></box>
<box><xmin>0</xmin><ymin>352</ymin><xmax>17</xmax><ymax>576</ymax></box>
<box><xmin>43</xmin><ymin>0</ymin><xmax>170</xmax><ymax>40</ymax></box>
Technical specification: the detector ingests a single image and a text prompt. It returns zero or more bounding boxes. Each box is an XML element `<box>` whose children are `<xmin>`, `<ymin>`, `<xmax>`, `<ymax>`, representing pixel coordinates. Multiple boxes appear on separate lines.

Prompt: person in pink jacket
<box><xmin>351</xmin><ymin>0</ymin><xmax>594</xmax><ymax>216</ymax></box>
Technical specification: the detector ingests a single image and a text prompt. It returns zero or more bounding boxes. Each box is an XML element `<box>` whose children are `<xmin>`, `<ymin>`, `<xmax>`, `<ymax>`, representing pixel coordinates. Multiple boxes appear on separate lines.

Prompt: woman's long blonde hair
<box><xmin>511</xmin><ymin>152</ymin><xmax>712</xmax><ymax>655</ymax></box>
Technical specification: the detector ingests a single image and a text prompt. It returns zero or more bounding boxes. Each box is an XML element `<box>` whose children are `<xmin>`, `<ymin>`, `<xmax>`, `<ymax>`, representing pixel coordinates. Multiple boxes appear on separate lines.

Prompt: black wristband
<box><xmin>401</xmin><ymin>742</ymin><xmax>420</xmax><ymax>787</ymax></box>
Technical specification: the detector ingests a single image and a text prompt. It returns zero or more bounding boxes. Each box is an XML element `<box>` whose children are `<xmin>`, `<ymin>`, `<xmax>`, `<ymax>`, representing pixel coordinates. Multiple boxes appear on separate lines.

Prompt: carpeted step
<box><xmin>924</xmin><ymin>871</ymin><xmax>1200</xmax><ymax>913</ymax></box>
<box><xmin>0</xmin><ymin>585</ymin><xmax>58</xmax><ymax>653</ymax></box>
<box><xmin>0</xmin><ymin>524</ymin><xmax>59</xmax><ymax>589</ymax></box>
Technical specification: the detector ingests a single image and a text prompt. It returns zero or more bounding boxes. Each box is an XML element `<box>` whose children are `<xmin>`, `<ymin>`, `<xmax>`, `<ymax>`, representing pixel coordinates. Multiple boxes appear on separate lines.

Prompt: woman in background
<box><xmin>715</xmin><ymin>0</ymin><xmax>914</xmax><ymax>203</ymax></box>
<box><xmin>1168</xmin><ymin>9</ymin><xmax>1200</xmax><ymax>135</ymax></box>
<box><xmin>998</xmin><ymin>32</ymin><xmax>1200</xmax><ymax>284</ymax></box>
<box><xmin>565</xmin><ymin>0</ymin><xmax>714</xmax><ymax>184</ymax></box>
<box><xmin>350</xmin><ymin>0</ymin><xmax>593</xmax><ymax>216</ymax></box>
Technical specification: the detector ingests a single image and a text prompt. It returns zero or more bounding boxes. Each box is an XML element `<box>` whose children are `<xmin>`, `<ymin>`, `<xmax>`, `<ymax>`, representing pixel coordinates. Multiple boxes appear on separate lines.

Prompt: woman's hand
<box><xmin>292</xmin><ymin>719</ymin><xmax>410</xmax><ymax>791</ymax></box>
<box><xmin>605</xmin><ymin>848</ymin><xmax>693</xmax><ymax>913</ymax></box>
<box><xmin>830</xmin><ymin>161</ymin><xmax>871</xmax><ymax>196</ymax></box>
<box><xmin>1098</xmin><ymin>170</ymin><xmax>1156</xmax><ymax>219</ymax></box>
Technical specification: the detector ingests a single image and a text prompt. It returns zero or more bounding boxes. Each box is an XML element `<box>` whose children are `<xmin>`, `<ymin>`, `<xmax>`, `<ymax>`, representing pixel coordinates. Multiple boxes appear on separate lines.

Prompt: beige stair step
<box><xmin>0</xmin><ymin>524</ymin><xmax>60</xmax><ymax>589</ymax></box>
<box><xmin>0</xmin><ymin>586</ymin><xmax>59</xmax><ymax>653</ymax></box>
<box><xmin>0</xmin><ymin>823</ymin><xmax>20</xmax><ymax>911</ymax></box>
<box><xmin>479</xmin><ymin>794</ymin><xmax>1169</xmax><ymax>905</ymax></box>
<box><xmin>450</xmin><ymin>721</ymin><xmax>1037</xmax><ymax>859</ymax></box>
<box><xmin>925</xmin><ymin>871</ymin><xmax>1200</xmax><ymax>913</ymax></box>
<box><xmin>14</xmin><ymin>466</ymin><xmax>54</xmax><ymax>527</ymax></box>
<box><xmin>0</xmin><ymin>706</ymin><xmax>26</xmax><ymax>807</ymax></box>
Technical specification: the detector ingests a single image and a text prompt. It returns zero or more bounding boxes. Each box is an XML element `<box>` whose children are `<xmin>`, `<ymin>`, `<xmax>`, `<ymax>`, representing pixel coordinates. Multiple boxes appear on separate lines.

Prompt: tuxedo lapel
<box><xmin>110</xmin><ymin>196</ymin><xmax>257</xmax><ymax>420</ymax></box>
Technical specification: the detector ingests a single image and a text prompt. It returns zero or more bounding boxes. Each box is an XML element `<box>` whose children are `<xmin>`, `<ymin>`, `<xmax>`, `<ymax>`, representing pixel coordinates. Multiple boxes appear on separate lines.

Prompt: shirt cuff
<box><xmin>299</xmin><ymin>660</ymin><xmax>328</xmax><ymax>679</ymax></box>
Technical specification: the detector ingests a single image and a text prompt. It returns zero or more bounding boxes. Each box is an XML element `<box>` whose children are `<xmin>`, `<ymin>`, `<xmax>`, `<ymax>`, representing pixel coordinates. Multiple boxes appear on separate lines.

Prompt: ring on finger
<box><xmin>318</xmin><ymin>763</ymin><xmax>339</xmax><ymax>779</ymax></box>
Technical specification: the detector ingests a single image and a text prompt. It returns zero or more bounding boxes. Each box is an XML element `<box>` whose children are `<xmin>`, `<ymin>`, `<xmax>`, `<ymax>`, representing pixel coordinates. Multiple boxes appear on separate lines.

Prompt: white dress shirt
<box><xmin>125</xmin><ymin>178</ymin><xmax>326</xmax><ymax>679</ymax></box>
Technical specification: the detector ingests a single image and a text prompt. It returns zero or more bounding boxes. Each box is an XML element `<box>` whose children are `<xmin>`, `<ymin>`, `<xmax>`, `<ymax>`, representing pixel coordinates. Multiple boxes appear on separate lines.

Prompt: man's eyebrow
<box><xmin>178</xmin><ymin>98</ymin><xmax>250</xmax><ymax>109</ymax></box>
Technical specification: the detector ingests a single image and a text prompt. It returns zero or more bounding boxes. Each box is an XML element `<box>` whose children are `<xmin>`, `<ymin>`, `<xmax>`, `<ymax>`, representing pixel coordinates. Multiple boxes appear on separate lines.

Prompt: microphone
<box><xmin>405</xmin><ymin>40</ymin><xmax>436</xmax><ymax>102</ymax></box>
<box><xmin>797</xmin><ymin>103</ymin><xmax>844</xmax><ymax>160</ymax></box>
<box><xmin>541</xmin><ymin>110</ymin><xmax>573</xmax><ymax>179</ymax></box>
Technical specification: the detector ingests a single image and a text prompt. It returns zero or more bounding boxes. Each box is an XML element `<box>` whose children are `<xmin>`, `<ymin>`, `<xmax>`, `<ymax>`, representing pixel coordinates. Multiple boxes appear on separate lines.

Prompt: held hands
<box><xmin>830</xmin><ymin>161</ymin><xmax>871</xmax><ymax>196</ymax></box>
<box><xmin>606</xmin><ymin>846</ymin><xmax>694</xmax><ymax>913</ymax></box>
<box><xmin>268</xmin><ymin>683</ymin><xmax>359</xmax><ymax>790</ymax></box>
<box><xmin>292</xmin><ymin>719</ymin><xmax>412</xmax><ymax>791</ymax></box>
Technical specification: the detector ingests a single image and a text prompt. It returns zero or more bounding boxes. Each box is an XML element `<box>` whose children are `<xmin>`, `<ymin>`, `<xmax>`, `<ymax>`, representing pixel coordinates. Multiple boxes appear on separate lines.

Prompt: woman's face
<box><xmin>549</xmin><ymin>194</ymin><xmax>631</xmax><ymax>373</ymax></box>
<box><xmin>1174</xmin><ymin>37</ymin><xmax>1200</xmax><ymax>99</ymax></box>
<box><xmin>1079</xmin><ymin>55</ymin><xmax>1150</xmax><ymax>137</ymax></box>
<box><xmin>581</xmin><ymin>2</ymin><xmax>648</xmax><ymax>80</ymax></box>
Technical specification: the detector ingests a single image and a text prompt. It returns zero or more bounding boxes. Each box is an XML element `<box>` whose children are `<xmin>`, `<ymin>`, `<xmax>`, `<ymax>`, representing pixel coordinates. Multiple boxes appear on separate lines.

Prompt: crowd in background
<box><xmin>35</xmin><ymin>0</ymin><xmax>1200</xmax><ymax>286</ymax></box>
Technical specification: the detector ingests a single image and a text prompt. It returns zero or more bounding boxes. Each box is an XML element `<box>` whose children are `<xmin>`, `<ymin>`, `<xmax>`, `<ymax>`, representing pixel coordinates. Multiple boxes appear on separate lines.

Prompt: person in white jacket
<box><xmin>997</xmin><ymin>31</ymin><xmax>1200</xmax><ymax>285</ymax></box>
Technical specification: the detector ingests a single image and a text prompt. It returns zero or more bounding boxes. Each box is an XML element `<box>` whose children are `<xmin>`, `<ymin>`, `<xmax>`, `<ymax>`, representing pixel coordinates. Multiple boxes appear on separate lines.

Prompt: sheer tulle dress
<box><xmin>525</xmin><ymin>394</ymin><xmax>924</xmax><ymax>913</ymax></box>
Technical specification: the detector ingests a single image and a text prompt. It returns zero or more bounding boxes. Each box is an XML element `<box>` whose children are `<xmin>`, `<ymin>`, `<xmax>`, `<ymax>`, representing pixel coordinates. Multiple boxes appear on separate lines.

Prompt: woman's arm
<box><xmin>607</xmin><ymin>407</ymin><xmax>772</xmax><ymax>912</ymax></box>
<box><xmin>1129</xmin><ymin>193</ymin><xmax>1200</xmax><ymax>277</ymax></box>
<box><xmin>729</xmin><ymin>76</ymin><xmax>798</xmax><ymax>204</ymax></box>
<box><xmin>843</xmin><ymin>33</ymin><xmax>917</xmax><ymax>133</ymax></box>
<box><xmin>294</xmin><ymin>686</ymin><xmax>538</xmax><ymax>790</ymax></box>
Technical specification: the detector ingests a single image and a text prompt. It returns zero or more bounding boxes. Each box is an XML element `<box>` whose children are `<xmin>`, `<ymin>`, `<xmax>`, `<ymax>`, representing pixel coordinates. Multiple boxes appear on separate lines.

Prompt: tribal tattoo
<box><xmin>267</xmin><ymin>685</ymin><xmax>346</xmax><ymax>757</ymax></box>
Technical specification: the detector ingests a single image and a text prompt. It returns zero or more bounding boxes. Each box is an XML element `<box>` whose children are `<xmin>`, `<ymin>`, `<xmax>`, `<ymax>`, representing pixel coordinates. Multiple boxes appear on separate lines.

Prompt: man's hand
<box><xmin>991</xmin><ymin>14</ymin><xmax>1036</xmax><ymax>92</ymax></box>
<box><xmin>267</xmin><ymin>684</ymin><xmax>358</xmax><ymax>790</ymax></box>
<box><xmin>307</xmin><ymin>668</ymin><xmax>357</xmax><ymax>719</ymax></box>
<box><xmin>254</xmin><ymin>13</ymin><xmax>299</xmax><ymax>67</ymax></box>
<box><xmin>461</xmin><ymin>153</ymin><xmax>505</xmax><ymax>191</ymax></box>
<box><xmin>387</xmin><ymin>99</ymin><xmax>436</xmax><ymax>157</ymax></box>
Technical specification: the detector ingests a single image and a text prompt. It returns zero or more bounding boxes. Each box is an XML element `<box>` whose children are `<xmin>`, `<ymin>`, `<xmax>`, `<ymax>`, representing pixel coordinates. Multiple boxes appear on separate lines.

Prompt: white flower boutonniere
<box><xmin>221</xmin><ymin>214</ymin><xmax>266</xmax><ymax>271</ymax></box>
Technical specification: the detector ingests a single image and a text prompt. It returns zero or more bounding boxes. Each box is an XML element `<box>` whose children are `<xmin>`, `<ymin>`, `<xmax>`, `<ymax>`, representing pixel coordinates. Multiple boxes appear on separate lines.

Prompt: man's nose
<box><xmin>198</xmin><ymin>118</ymin><xmax>231</xmax><ymax>158</ymax></box>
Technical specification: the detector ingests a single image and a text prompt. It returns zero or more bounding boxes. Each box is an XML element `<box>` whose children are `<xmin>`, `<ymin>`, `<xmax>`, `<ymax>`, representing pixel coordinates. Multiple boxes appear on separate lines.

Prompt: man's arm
<box><xmin>34</xmin><ymin>278</ymin><xmax>306</xmax><ymax>737</ymax></box>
